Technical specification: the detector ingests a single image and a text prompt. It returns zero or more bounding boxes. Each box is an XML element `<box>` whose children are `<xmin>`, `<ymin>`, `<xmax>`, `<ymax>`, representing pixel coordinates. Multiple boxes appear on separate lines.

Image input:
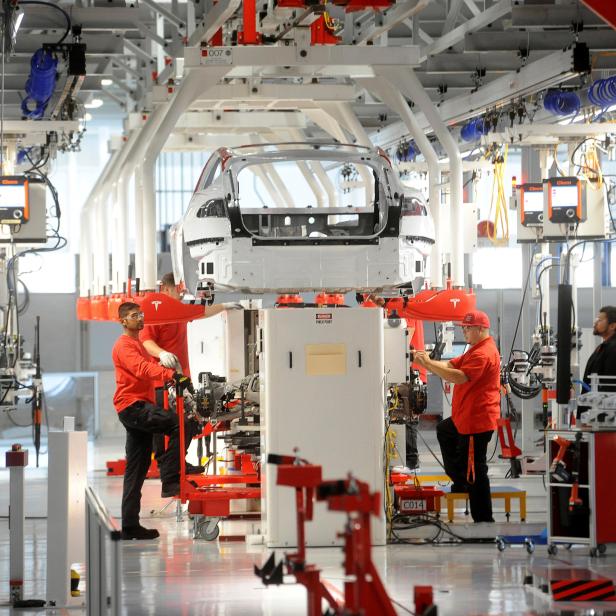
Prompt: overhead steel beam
<box><xmin>483</xmin><ymin>123</ymin><xmax>616</xmax><ymax>144</ymax></box>
<box><xmin>124</xmin><ymin>38</ymin><xmax>156</xmax><ymax>64</ymax></box>
<box><xmin>354</xmin><ymin>0</ymin><xmax>433</xmax><ymax>45</ymax></box>
<box><xmin>187</xmin><ymin>0</ymin><xmax>242</xmax><ymax>46</ymax></box>
<box><xmin>101</xmin><ymin>88</ymin><xmax>128</xmax><ymax>109</ymax></box>
<box><xmin>14</xmin><ymin>33</ymin><xmax>124</xmax><ymax>55</ymax></box>
<box><xmin>0</xmin><ymin>120</ymin><xmax>80</xmax><ymax>134</ymax></box>
<box><xmin>136</xmin><ymin>22</ymin><xmax>168</xmax><ymax>51</ymax></box>
<box><xmin>190</xmin><ymin>82</ymin><xmax>358</xmax><ymax>105</ymax></box>
<box><xmin>371</xmin><ymin>45</ymin><xmax>587</xmax><ymax>147</ymax></box>
<box><xmin>510</xmin><ymin>4</ymin><xmax>604</xmax><ymax>28</ymax></box>
<box><xmin>442</xmin><ymin>0</ymin><xmax>464</xmax><ymax>35</ymax></box>
<box><xmin>422</xmin><ymin>0</ymin><xmax>511</xmax><ymax>59</ymax></box>
<box><xmin>462</xmin><ymin>0</ymin><xmax>480</xmax><ymax>18</ymax></box>
<box><xmin>19</xmin><ymin>5</ymin><xmax>153</xmax><ymax>30</ymax></box>
<box><xmin>184</xmin><ymin>44</ymin><xmax>421</xmax><ymax>76</ymax></box>
<box><xmin>464</xmin><ymin>30</ymin><xmax>616</xmax><ymax>52</ymax></box>
<box><xmin>112</xmin><ymin>57</ymin><xmax>145</xmax><ymax>82</ymax></box>
<box><xmin>139</xmin><ymin>0</ymin><xmax>185</xmax><ymax>30</ymax></box>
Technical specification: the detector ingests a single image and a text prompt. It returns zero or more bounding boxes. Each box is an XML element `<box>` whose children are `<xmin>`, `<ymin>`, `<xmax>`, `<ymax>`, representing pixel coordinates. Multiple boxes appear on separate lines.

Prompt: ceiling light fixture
<box><xmin>84</xmin><ymin>98</ymin><xmax>104</xmax><ymax>109</ymax></box>
<box><xmin>101</xmin><ymin>78</ymin><xmax>113</xmax><ymax>86</ymax></box>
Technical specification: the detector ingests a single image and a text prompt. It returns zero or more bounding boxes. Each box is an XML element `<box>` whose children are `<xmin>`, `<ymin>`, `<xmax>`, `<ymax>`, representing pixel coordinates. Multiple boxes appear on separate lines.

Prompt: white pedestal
<box><xmin>260</xmin><ymin>307</ymin><xmax>386</xmax><ymax>547</ymax></box>
<box><xmin>46</xmin><ymin>431</ymin><xmax>87</xmax><ymax>608</ymax></box>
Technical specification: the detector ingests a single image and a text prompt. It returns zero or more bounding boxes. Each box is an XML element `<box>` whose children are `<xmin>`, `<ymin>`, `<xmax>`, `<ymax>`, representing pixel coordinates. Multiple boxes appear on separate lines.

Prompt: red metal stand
<box><xmin>256</xmin><ymin>454</ymin><xmax>400</xmax><ymax>616</ymax></box>
<box><xmin>175</xmin><ymin>385</ymin><xmax>261</xmax><ymax>525</ymax></box>
<box><xmin>496</xmin><ymin>418</ymin><xmax>522</xmax><ymax>459</ymax></box>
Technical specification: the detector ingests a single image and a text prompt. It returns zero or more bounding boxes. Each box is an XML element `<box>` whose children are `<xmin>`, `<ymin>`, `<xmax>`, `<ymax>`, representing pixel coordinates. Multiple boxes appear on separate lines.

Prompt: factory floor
<box><xmin>1</xmin><ymin>434</ymin><xmax>616</xmax><ymax>616</ymax></box>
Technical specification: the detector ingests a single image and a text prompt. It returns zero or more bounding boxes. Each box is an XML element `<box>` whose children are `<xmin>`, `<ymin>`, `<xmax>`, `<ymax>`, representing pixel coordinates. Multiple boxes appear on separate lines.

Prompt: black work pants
<box><xmin>436</xmin><ymin>416</ymin><xmax>494</xmax><ymax>522</ymax></box>
<box><xmin>152</xmin><ymin>418</ymin><xmax>201</xmax><ymax>460</ymax></box>
<box><xmin>118</xmin><ymin>402</ymin><xmax>181</xmax><ymax>527</ymax></box>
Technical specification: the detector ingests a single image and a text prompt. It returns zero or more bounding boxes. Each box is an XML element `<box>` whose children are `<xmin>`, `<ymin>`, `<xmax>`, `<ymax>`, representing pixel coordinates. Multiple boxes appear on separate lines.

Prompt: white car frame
<box><xmin>171</xmin><ymin>142</ymin><xmax>435</xmax><ymax>295</ymax></box>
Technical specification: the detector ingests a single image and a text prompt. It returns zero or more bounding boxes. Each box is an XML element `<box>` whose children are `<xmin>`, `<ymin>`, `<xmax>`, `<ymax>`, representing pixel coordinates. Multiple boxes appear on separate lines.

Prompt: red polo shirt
<box><xmin>112</xmin><ymin>335</ymin><xmax>175</xmax><ymax>412</ymax></box>
<box><xmin>449</xmin><ymin>336</ymin><xmax>501</xmax><ymax>434</ymax></box>
<box><xmin>140</xmin><ymin>321</ymin><xmax>191</xmax><ymax>377</ymax></box>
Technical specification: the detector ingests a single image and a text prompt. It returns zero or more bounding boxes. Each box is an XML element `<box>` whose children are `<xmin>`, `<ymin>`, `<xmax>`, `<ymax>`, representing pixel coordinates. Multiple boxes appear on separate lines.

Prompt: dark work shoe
<box><xmin>161</xmin><ymin>482</ymin><xmax>180</xmax><ymax>498</ymax></box>
<box><xmin>474</xmin><ymin>518</ymin><xmax>496</xmax><ymax>524</ymax></box>
<box><xmin>122</xmin><ymin>525</ymin><xmax>160</xmax><ymax>540</ymax></box>
<box><xmin>185</xmin><ymin>462</ymin><xmax>205</xmax><ymax>474</ymax></box>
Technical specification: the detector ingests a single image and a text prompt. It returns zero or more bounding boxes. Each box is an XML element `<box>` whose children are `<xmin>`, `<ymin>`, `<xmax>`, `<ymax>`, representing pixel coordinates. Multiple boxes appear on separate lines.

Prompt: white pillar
<box><xmin>387</xmin><ymin>67</ymin><xmax>464</xmax><ymax>287</ymax></box>
<box><xmin>362</xmin><ymin>76</ymin><xmax>443</xmax><ymax>288</ymax></box>
<box><xmin>46</xmin><ymin>431</ymin><xmax>87</xmax><ymax>608</ymax></box>
<box><xmin>133</xmin><ymin>166</ymin><xmax>144</xmax><ymax>286</ymax></box>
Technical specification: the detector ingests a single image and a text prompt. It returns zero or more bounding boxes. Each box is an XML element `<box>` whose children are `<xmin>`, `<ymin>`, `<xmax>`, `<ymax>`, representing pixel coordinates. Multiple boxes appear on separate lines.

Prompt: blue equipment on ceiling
<box><xmin>21</xmin><ymin>48</ymin><xmax>58</xmax><ymax>120</ymax></box>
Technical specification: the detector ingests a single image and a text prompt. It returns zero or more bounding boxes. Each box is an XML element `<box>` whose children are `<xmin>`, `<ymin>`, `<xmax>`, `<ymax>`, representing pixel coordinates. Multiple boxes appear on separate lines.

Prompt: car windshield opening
<box><xmin>235</xmin><ymin>159</ymin><xmax>384</xmax><ymax>239</ymax></box>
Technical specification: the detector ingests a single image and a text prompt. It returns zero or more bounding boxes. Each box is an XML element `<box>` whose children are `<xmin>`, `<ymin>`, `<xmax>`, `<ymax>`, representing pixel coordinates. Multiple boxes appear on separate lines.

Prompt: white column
<box><xmin>46</xmin><ymin>431</ymin><xmax>87</xmax><ymax>608</ymax></box>
<box><xmin>362</xmin><ymin>75</ymin><xmax>443</xmax><ymax>288</ymax></box>
<box><xmin>133</xmin><ymin>166</ymin><xmax>144</xmax><ymax>286</ymax></box>
<box><xmin>387</xmin><ymin>67</ymin><xmax>464</xmax><ymax>287</ymax></box>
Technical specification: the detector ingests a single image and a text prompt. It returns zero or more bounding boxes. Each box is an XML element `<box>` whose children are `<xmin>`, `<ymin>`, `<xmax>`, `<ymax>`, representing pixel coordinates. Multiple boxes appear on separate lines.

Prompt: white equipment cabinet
<box><xmin>260</xmin><ymin>307</ymin><xmax>386</xmax><ymax>547</ymax></box>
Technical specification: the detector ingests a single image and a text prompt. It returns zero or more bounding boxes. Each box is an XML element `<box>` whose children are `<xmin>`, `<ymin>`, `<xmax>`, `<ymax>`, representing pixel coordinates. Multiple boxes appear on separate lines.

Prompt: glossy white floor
<box><xmin>1</xmin><ymin>435</ymin><xmax>615</xmax><ymax>616</ymax></box>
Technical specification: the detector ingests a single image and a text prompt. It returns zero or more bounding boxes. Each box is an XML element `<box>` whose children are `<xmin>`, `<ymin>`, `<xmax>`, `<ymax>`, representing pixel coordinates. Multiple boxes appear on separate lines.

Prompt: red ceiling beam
<box><xmin>582</xmin><ymin>0</ymin><xmax>616</xmax><ymax>30</ymax></box>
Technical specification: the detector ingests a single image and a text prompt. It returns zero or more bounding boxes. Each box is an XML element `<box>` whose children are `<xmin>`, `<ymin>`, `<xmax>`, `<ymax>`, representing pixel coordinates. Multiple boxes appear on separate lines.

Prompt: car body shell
<box><xmin>171</xmin><ymin>143</ymin><xmax>435</xmax><ymax>294</ymax></box>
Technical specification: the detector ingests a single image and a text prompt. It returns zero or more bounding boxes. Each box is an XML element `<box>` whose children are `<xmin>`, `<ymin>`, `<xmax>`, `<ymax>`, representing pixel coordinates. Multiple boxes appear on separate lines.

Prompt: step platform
<box><xmin>444</xmin><ymin>486</ymin><xmax>526</xmax><ymax>522</ymax></box>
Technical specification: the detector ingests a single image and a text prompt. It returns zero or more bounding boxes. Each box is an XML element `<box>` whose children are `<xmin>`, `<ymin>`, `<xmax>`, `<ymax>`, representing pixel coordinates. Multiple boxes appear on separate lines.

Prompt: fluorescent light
<box><xmin>84</xmin><ymin>98</ymin><xmax>104</xmax><ymax>109</ymax></box>
<box><xmin>101</xmin><ymin>78</ymin><xmax>113</xmax><ymax>86</ymax></box>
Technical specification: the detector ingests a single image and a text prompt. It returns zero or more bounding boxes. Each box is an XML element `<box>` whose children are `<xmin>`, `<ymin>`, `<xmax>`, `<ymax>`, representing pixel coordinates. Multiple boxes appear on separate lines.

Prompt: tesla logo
<box><xmin>449</xmin><ymin>299</ymin><xmax>460</xmax><ymax>309</ymax></box>
<box><xmin>151</xmin><ymin>301</ymin><xmax>162</xmax><ymax>311</ymax></box>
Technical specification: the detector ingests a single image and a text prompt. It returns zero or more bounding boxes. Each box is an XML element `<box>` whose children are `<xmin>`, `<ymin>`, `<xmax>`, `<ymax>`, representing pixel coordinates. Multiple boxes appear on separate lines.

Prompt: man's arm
<box><xmin>142</xmin><ymin>339</ymin><xmax>165</xmax><ymax>359</ymax></box>
<box><xmin>412</xmin><ymin>351</ymin><xmax>469</xmax><ymax>385</ymax></box>
<box><xmin>121</xmin><ymin>343</ymin><xmax>175</xmax><ymax>382</ymax></box>
<box><xmin>203</xmin><ymin>304</ymin><xmax>226</xmax><ymax>319</ymax></box>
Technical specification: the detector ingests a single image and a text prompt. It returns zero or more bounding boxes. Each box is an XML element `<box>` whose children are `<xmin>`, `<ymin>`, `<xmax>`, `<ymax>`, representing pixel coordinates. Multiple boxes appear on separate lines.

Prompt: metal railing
<box><xmin>85</xmin><ymin>486</ymin><xmax>122</xmax><ymax>616</ymax></box>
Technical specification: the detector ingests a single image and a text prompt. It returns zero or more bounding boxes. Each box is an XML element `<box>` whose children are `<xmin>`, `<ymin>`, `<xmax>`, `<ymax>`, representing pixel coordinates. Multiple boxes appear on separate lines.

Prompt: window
<box><xmin>472</xmin><ymin>245</ymin><xmax>523</xmax><ymax>289</ymax></box>
<box><xmin>156</xmin><ymin>151</ymin><xmax>210</xmax><ymax>229</ymax></box>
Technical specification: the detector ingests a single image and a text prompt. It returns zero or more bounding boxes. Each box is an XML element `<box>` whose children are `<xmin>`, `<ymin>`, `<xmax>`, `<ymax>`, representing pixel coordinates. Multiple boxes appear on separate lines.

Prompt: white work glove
<box><xmin>222</xmin><ymin>302</ymin><xmax>244</xmax><ymax>310</ymax></box>
<box><xmin>159</xmin><ymin>351</ymin><xmax>181</xmax><ymax>370</ymax></box>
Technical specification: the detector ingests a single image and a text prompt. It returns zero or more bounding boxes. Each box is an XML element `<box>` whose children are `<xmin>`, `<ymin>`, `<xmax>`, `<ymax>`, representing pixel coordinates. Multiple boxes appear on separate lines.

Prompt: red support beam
<box><xmin>582</xmin><ymin>0</ymin><xmax>616</xmax><ymax>30</ymax></box>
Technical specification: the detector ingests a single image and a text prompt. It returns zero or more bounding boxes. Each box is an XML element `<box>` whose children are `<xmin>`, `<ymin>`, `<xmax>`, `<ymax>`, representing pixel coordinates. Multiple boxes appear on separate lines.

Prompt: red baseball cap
<box><xmin>460</xmin><ymin>310</ymin><xmax>490</xmax><ymax>329</ymax></box>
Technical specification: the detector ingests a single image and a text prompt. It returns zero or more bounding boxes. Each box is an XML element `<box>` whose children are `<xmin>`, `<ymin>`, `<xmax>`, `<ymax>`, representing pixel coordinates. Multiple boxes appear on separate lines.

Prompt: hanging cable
<box><xmin>460</xmin><ymin>116</ymin><xmax>489</xmax><ymax>142</ymax></box>
<box><xmin>18</xmin><ymin>1</ymin><xmax>72</xmax><ymax>45</ymax></box>
<box><xmin>487</xmin><ymin>145</ymin><xmax>510</xmax><ymax>245</ymax></box>
<box><xmin>543</xmin><ymin>89</ymin><xmax>581</xmax><ymax>117</ymax></box>
<box><xmin>588</xmin><ymin>75</ymin><xmax>616</xmax><ymax>111</ymax></box>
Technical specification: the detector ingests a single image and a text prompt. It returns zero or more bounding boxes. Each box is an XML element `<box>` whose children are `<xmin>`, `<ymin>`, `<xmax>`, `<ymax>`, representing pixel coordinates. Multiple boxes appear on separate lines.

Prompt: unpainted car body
<box><xmin>171</xmin><ymin>143</ymin><xmax>435</xmax><ymax>295</ymax></box>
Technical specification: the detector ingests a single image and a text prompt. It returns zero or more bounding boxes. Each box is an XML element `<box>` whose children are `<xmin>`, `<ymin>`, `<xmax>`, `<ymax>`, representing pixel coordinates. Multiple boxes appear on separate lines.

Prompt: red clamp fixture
<box><xmin>255</xmin><ymin>453</ymin><xmax>407</xmax><ymax>616</ymax></box>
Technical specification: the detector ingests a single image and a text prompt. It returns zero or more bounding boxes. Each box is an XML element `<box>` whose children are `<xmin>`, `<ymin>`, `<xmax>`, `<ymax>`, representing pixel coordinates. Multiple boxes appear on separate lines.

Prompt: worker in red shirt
<box><xmin>112</xmin><ymin>301</ymin><xmax>188</xmax><ymax>540</ymax></box>
<box><xmin>140</xmin><ymin>272</ymin><xmax>242</xmax><ymax>470</ymax></box>
<box><xmin>412</xmin><ymin>310</ymin><xmax>501</xmax><ymax>523</ymax></box>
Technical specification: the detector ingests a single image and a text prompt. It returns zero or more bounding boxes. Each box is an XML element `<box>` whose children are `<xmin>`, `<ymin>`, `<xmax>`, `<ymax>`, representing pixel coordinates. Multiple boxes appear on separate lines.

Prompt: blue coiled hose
<box><xmin>588</xmin><ymin>76</ymin><xmax>616</xmax><ymax>110</ymax></box>
<box><xmin>396</xmin><ymin>141</ymin><xmax>417</xmax><ymax>162</ymax></box>
<box><xmin>460</xmin><ymin>116</ymin><xmax>489</xmax><ymax>142</ymax></box>
<box><xmin>543</xmin><ymin>89</ymin><xmax>581</xmax><ymax>116</ymax></box>
<box><xmin>21</xmin><ymin>49</ymin><xmax>58</xmax><ymax>120</ymax></box>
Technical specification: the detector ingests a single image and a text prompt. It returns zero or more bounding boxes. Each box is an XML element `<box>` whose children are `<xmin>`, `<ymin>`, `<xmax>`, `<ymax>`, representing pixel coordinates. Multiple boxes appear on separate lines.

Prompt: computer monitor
<box><xmin>441</xmin><ymin>341</ymin><xmax>469</xmax><ymax>360</ymax></box>
<box><xmin>0</xmin><ymin>176</ymin><xmax>29</xmax><ymax>224</ymax></box>
<box><xmin>519</xmin><ymin>183</ymin><xmax>544</xmax><ymax>226</ymax></box>
<box><xmin>546</xmin><ymin>176</ymin><xmax>585</xmax><ymax>223</ymax></box>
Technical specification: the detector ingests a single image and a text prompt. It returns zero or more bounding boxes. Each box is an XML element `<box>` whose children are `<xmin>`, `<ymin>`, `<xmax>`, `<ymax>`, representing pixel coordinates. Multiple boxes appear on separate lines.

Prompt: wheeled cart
<box><xmin>546</xmin><ymin>429</ymin><xmax>616</xmax><ymax>557</ymax></box>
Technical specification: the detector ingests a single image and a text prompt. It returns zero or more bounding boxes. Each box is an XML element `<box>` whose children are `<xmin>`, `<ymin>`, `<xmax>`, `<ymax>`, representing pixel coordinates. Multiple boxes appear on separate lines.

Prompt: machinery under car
<box><xmin>170</xmin><ymin>142</ymin><xmax>435</xmax><ymax>296</ymax></box>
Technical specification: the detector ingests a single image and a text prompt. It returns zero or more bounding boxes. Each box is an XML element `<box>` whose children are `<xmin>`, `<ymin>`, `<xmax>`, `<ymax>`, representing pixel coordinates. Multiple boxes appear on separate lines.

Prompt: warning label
<box><xmin>315</xmin><ymin>313</ymin><xmax>333</xmax><ymax>324</ymax></box>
